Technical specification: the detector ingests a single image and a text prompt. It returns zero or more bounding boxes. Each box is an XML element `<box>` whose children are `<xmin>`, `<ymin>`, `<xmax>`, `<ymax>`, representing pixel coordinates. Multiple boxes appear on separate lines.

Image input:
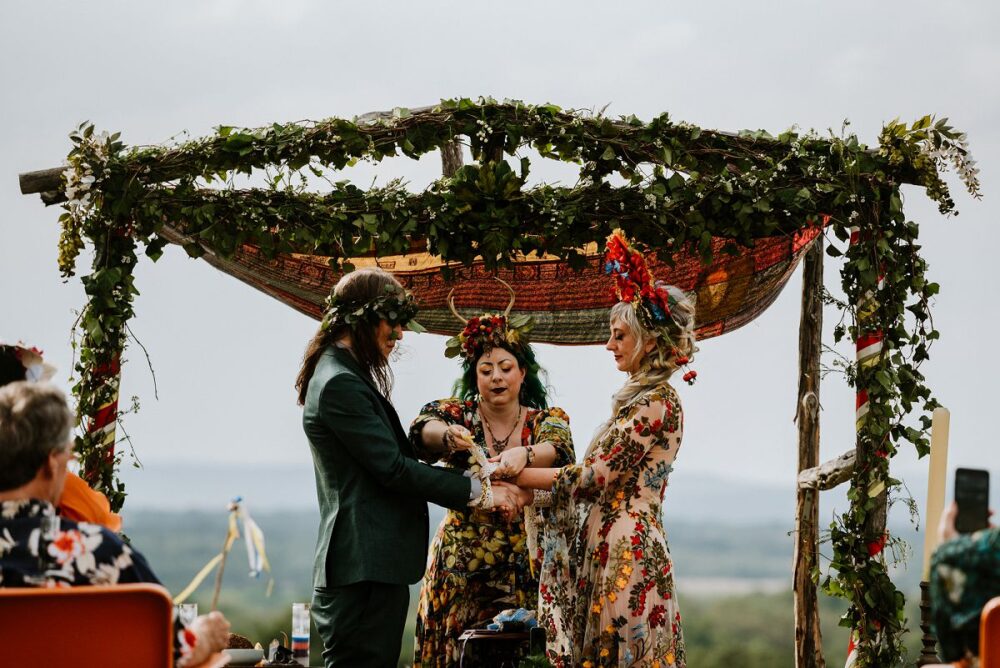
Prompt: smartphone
<box><xmin>954</xmin><ymin>468</ymin><xmax>990</xmax><ymax>533</ymax></box>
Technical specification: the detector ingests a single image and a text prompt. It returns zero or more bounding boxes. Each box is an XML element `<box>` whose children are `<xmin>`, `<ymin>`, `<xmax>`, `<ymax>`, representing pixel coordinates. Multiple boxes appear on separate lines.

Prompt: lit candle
<box><xmin>922</xmin><ymin>407</ymin><xmax>951</xmax><ymax>581</ymax></box>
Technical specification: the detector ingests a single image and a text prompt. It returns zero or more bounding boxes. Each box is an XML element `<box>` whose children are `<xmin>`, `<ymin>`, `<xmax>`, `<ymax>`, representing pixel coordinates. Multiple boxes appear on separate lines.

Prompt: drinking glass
<box><xmin>291</xmin><ymin>602</ymin><xmax>310</xmax><ymax>666</ymax></box>
<box><xmin>176</xmin><ymin>603</ymin><xmax>198</xmax><ymax>628</ymax></box>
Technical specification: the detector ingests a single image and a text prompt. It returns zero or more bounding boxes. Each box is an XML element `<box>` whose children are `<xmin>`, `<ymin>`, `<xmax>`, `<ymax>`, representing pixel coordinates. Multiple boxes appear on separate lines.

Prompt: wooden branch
<box><xmin>794</xmin><ymin>237</ymin><xmax>825</xmax><ymax>668</ymax></box>
<box><xmin>18</xmin><ymin>101</ymin><xmax>900</xmax><ymax>206</ymax></box>
<box><xmin>19</xmin><ymin>167</ymin><xmax>63</xmax><ymax>196</ymax></box>
<box><xmin>797</xmin><ymin>450</ymin><xmax>856</xmax><ymax>491</ymax></box>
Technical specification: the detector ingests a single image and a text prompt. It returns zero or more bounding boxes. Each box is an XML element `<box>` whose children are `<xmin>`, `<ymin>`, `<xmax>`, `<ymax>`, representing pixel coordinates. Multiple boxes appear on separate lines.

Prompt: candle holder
<box><xmin>918</xmin><ymin>581</ymin><xmax>939</xmax><ymax>665</ymax></box>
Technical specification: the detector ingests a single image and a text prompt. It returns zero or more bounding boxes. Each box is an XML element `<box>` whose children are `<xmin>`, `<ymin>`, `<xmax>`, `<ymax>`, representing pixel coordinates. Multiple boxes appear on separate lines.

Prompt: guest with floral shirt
<box><xmin>0</xmin><ymin>381</ymin><xmax>229</xmax><ymax>667</ymax></box>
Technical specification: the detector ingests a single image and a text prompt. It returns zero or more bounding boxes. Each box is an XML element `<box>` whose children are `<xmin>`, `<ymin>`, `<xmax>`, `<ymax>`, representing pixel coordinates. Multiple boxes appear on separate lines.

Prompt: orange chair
<box><xmin>0</xmin><ymin>583</ymin><xmax>176</xmax><ymax>667</ymax></box>
<box><xmin>981</xmin><ymin>597</ymin><xmax>1000</xmax><ymax>668</ymax></box>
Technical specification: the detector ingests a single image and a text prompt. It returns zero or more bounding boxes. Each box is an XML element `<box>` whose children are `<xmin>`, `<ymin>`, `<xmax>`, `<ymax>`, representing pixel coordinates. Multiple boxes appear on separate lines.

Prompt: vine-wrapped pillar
<box><xmin>843</xmin><ymin>218</ymin><xmax>892</xmax><ymax>667</ymax></box>
<box><xmin>73</xmin><ymin>229</ymin><xmax>137</xmax><ymax>513</ymax></box>
<box><xmin>794</xmin><ymin>234</ymin><xmax>824</xmax><ymax>667</ymax></box>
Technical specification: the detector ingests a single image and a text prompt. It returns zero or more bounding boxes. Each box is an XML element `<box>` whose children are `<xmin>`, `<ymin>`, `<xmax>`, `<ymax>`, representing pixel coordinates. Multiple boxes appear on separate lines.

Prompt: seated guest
<box><xmin>0</xmin><ymin>340</ymin><xmax>120</xmax><ymax>531</ymax></box>
<box><xmin>929</xmin><ymin>501</ymin><xmax>999</xmax><ymax>668</ymax></box>
<box><xmin>0</xmin><ymin>381</ymin><xmax>229</xmax><ymax>667</ymax></box>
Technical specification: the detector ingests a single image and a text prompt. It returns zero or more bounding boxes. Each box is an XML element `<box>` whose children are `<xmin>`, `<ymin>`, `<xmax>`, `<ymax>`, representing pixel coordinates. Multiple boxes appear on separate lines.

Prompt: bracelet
<box><xmin>532</xmin><ymin>490</ymin><xmax>553</xmax><ymax>508</ymax></box>
<box><xmin>524</xmin><ymin>445</ymin><xmax>535</xmax><ymax>466</ymax></box>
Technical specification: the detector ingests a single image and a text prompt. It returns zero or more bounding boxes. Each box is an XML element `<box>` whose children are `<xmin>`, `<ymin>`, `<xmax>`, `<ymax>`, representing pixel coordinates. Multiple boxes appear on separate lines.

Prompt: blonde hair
<box><xmin>585</xmin><ymin>286</ymin><xmax>697</xmax><ymax>458</ymax></box>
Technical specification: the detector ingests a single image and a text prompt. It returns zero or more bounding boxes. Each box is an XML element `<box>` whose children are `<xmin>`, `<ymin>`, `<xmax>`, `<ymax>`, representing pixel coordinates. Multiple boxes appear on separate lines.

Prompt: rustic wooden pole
<box><xmin>794</xmin><ymin>235</ymin><xmax>825</xmax><ymax>668</ymax></box>
<box><xmin>798</xmin><ymin>450</ymin><xmax>855</xmax><ymax>491</ymax></box>
<box><xmin>440</xmin><ymin>139</ymin><xmax>463</xmax><ymax>178</ymax></box>
<box><xmin>18</xmin><ymin>166</ymin><xmax>63</xmax><ymax>200</ymax></box>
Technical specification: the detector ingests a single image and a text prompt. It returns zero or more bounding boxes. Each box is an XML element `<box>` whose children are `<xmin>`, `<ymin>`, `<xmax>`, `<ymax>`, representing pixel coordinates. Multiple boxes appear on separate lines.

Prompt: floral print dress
<box><xmin>409</xmin><ymin>398</ymin><xmax>574</xmax><ymax>668</ymax></box>
<box><xmin>539</xmin><ymin>383</ymin><xmax>685</xmax><ymax>668</ymax></box>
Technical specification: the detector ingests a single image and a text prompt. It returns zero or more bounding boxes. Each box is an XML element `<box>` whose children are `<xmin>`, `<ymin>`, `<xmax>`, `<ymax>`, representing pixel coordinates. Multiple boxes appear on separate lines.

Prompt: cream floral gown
<box><xmin>540</xmin><ymin>383</ymin><xmax>685</xmax><ymax>668</ymax></box>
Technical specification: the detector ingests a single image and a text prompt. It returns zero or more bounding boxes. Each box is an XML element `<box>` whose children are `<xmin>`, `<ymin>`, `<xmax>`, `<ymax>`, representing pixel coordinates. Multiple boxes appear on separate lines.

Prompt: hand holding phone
<box><xmin>954</xmin><ymin>467</ymin><xmax>990</xmax><ymax>534</ymax></box>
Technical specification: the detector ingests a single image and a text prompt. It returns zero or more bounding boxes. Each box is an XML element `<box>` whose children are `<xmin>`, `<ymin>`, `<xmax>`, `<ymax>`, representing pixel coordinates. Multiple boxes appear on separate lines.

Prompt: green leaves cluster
<box><xmin>57</xmin><ymin>99</ymin><xmax>978</xmax><ymax>665</ymax></box>
<box><xmin>321</xmin><ymin>285</ymin><xmax>425</xmax><ymax>333</ymax></box>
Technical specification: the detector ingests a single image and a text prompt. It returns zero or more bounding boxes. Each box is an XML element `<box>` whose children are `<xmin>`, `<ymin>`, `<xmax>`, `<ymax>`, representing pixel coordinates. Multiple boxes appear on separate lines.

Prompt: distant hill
<box><xmin>120</xmin><ymin>461</ymin><xmax>820</xmax><ymax>522</ymax></box>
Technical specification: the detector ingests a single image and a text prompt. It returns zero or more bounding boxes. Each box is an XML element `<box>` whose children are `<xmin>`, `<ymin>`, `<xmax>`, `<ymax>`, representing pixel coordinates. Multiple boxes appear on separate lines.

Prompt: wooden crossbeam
<box><xmin>18</xmin><ymin>101</ymin><xmax>895</xmax><ymax>206</ymax></box>
<box><xmin>797</xmin><ymin>450</ymin><xmax>856</xmax><ymax>491</ymax></box>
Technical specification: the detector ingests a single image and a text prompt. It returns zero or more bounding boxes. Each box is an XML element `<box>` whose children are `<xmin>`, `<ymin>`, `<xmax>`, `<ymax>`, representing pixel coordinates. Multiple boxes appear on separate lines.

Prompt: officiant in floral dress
<box><xmin>514</xmin><ymin>233</ymin><xmax>697</xmax><ymax>667</ymax></box>
<box><xmin>409</xmin><ymin>285</ymin><xmax>575</xmax><ymax>667</ymax></box>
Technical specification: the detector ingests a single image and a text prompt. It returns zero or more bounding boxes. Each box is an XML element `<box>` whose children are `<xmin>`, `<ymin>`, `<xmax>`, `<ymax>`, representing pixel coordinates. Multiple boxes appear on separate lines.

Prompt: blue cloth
<box><xmin>486</xmin><ymin>607</ymin><xmax>538</xmax><ymax>630</ymax></box>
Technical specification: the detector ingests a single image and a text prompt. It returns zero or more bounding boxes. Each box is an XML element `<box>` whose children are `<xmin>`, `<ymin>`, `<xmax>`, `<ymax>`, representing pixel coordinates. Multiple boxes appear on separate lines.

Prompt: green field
<box><xmin>124</xmin><ymin>509</ymin><xmax>926</xmax><ymax>666</ymax></box>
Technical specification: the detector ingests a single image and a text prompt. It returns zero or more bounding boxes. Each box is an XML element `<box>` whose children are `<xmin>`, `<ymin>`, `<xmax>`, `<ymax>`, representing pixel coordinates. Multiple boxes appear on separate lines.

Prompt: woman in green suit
<box><xmin>296</xmin><ymin>268</ymin><xmax>520</xmax><ymax>667</ymax></box>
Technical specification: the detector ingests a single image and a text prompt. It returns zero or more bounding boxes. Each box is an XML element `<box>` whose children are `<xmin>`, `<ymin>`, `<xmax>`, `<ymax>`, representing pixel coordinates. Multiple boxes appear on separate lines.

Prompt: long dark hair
<box><xmin>452</xmin><ymin>342</ymin><xmax>549</xmax><ymax>409</ymax></box>
<box><xmin>0</xmin><ymin>346</ymin><xmax>28</xmax><ymax>387</ymax></box>
<box><xmin>295</xmin><ymin>268</ymin><xmax>403</xmax><ymax>405</ymax></box>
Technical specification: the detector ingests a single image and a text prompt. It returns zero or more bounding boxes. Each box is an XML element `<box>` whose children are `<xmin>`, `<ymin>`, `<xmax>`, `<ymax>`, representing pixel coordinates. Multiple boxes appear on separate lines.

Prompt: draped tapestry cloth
<box><xmin>159</xmin><ymin>226</ymin><xmax>821</xmax><ymax>344</ymax></box>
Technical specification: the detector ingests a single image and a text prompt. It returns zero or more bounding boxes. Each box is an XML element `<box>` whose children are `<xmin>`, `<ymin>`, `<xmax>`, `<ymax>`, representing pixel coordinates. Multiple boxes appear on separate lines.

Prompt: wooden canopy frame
<box><xmin>18</xmin><ymin>99</ymin><xmax>976</xmax><ymax>666</ymax></box>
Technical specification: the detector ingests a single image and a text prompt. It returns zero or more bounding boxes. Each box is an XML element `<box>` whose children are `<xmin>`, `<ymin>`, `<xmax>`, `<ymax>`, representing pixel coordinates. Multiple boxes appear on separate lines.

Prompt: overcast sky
<box><xmin>2</xmin><ymin>1</ymin><xmax>998</xmax><ymax>525</ymax></box>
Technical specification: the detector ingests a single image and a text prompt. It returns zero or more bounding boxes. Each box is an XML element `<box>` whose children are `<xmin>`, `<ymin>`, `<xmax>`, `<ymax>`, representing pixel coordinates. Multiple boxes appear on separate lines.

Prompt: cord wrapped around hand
<box><xmin>467</xmin><ymin>442</ymin><xmax>501</xmax><ymax>509</ymax></box>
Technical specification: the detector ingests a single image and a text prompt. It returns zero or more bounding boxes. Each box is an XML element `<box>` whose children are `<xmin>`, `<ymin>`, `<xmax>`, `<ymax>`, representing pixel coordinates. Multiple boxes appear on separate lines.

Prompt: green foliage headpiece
<box><xmin>321</xmin><ymin>284</ymin><xmax>426</xmax><ymax>333</ymax></box>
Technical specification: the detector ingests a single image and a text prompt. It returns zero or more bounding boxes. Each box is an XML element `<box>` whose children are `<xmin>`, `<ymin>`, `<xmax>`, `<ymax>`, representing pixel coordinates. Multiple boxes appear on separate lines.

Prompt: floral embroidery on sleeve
<box><xmin>531</xmin><ymin>406</ymin><xmax>575</xmax><ymax>467</ymax></box>
<box><xmin>409</xmin><ymin>397</ymin><xmax>475</xmax><ymax>463</ymax></box>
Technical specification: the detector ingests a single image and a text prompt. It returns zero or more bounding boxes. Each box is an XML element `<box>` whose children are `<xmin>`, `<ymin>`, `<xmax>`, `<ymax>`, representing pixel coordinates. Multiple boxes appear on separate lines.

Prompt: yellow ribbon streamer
<box><xmin>172</xmin><ymin>507</ymin><xmax>241</xmax><ymax>604</ymax></box>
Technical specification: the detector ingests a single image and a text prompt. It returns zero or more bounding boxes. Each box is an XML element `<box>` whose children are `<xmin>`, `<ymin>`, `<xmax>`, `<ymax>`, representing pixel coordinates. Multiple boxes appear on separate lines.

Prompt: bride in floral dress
<box><xmin>513</xmin><ymin>232</ymin><xmax>697</xmax><ymax>667</ymax></box>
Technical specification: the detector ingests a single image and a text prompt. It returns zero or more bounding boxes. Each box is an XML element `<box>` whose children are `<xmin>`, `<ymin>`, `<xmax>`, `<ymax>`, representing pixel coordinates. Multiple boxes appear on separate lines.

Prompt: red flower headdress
<box><xmin>444</xmin><ymin>279</ymin><xmax>533</xmax><ymax>361</ymax></box>
<box><xmin>603</xmin><ymin>231</ymin><xmax>698</xmax><ymax>384</ymax></box>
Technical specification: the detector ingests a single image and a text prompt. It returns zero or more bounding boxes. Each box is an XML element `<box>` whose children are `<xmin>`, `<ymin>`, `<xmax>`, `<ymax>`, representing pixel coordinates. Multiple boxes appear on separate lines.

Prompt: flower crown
<box><xmin>603</xmin><ymin>231</ymin><xmax>698</xmax><ymax>384</ymax></box>
<box><xmin>0</xmin><ymin>340</ymin><xmax>57</xmax><ymax>383</ymax></box>
<box><xmin>321</xmin><ymin>284</ymin><xmax>426</xmax><ymax>333</ymax></box>
<box><xmin>443</xmin><ymin>279</ymin><xmax>533</xmax><ymax>361</ymax></box>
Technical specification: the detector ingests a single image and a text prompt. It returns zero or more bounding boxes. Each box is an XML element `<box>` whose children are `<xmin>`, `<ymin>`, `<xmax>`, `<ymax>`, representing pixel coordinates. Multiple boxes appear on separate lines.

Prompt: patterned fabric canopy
<box><xmin>160</xmin><ymin>226</ymin><xmax>820</xmax><ymax>344</ymax></box>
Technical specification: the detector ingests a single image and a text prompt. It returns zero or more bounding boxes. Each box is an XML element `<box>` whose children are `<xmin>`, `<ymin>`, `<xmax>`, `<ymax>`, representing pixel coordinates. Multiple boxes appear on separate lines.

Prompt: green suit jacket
<box><xmin>303</xmin><ymin>346</ymin><xmax>471</xmax><ymax>588</ymax></box>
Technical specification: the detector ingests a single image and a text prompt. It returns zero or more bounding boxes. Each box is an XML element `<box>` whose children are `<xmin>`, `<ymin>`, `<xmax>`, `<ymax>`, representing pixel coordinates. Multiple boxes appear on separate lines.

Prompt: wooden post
<box><xmin>794</xmin><ymin>236</ymin><xmax>825</xmax><ymax>668</ymax></box>
<box><xmin>440</xmin><ymin>139</ymin><xmax>463</xmax><ymax>178</ymax></box>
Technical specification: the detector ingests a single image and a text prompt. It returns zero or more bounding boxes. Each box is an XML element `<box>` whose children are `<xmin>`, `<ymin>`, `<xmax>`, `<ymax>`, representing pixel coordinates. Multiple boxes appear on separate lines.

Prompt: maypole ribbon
<box><xmin>173</xmin><ymin>506</ymin><xmax>239</xmax><ymax>605</ymax></box>
<box><xmin>173</xmin><ymin>497</ymin><xmax>273</xmax><ymax>604</ymax></box>
<box><xmin>237</xmin><ymin>499</ymin><xmax>274</xmax><ymax>597</ymax></box>
<box><xmin>83</xmin><ymin>356</ymin><xmax>121</xmax><ymax>484</ymax></box>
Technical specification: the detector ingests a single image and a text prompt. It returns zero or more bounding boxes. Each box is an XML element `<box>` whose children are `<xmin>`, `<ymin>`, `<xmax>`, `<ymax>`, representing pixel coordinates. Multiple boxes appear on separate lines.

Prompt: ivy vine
<box><xmin>56</xmin><ymin>99</ymin><xmax>978</xmax><ymax>666</ymax></box>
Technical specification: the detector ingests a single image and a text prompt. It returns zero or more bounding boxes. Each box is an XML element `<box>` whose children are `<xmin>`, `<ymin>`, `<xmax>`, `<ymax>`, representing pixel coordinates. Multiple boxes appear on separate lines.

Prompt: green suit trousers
<box><xmin>312</xmin><ymin>581</ymin><xmax>409</xmax><ymax>667</ymax></box>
